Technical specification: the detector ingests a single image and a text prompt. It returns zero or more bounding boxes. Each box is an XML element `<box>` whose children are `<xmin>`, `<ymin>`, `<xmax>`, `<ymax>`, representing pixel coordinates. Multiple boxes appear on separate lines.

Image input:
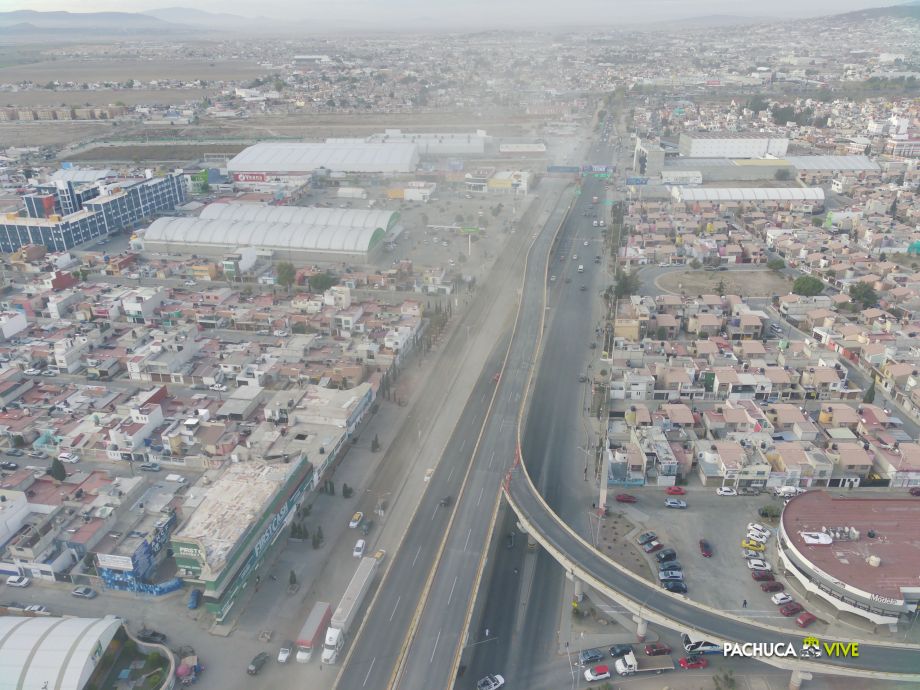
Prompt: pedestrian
<box><xmin>742</xmin><ymin>599</ymin><xmax>747</xmax><ymax>608</ymax></box>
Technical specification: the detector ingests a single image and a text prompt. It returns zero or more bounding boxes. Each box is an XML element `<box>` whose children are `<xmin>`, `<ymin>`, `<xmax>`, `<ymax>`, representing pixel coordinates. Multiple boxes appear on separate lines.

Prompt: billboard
<box><xmin>626</xmin><ymin>177</ymin><xmax>649</xmax><ymax>185</ymax></box>
<box><xmin>233</xmin><ymin>172</ymin><xmax>267</xmax><ymax>183</ymax></box>
<box><xmin>97</xmin><ymin>553</ymin><xmax>136</xmax><ymax>572</ymax></box>
<box><xmin>547</xmin><ymin>165</ymin><xmax>581</xmax><ymax>174</ymax></box>
<box><xmin>591</xmin><ymin>165</ymin><xmax>613</xmax><ymax>173</ymax></box>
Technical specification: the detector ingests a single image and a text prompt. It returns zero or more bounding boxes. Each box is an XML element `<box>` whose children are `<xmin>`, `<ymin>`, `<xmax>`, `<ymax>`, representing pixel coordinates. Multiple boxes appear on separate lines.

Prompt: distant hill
<box><xmin>142</xmin><ymin>7</ymin><xmax>275</xmax><ymax>30</ymax></box>
<box><xmin>0</xmin><ymin>10</ymin><xmax>189</xmax><ymax>34</ymax></box>
<box><xmin>829</xmin><ymin>3</ymin><xmax>920</xmax><ymax>21</ymax></box>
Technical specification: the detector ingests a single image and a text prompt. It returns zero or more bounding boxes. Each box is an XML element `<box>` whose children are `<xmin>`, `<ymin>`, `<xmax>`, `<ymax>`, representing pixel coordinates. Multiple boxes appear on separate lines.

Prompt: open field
<box><xmin>64</xmin><ymin>142</ymin><xmax>249</xmax><ymax>162</ymax></box>
<box><xmin>657</xmin><ymin>268</ymin><xmax>793</xmax><ymax>298</ymax></box>
<box><xmin>0</xmin><ymin>58</ymin><xmax>267</xmax><ymax>83</ymax></box>
<box><xmin>0</xmin><ymin>120</ymin><xmax>120</xmax><ymax>147</ymax></box>
<box><xmin>0</xmin><ymin>88</ymin><xmax>218</xmax><ymax>108</ymax></box>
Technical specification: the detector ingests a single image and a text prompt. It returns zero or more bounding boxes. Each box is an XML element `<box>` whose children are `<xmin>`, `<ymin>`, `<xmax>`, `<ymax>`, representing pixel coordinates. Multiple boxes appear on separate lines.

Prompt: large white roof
<box><xmin>0</xmin><ymin>615</ymin><xmax>122</xmax><ymax>690</ymax></box>
<box><xmin>228</xmin><ymin>142</ymin><xmax>418</xmax><ymax>174</ymax></box>
<box><xmin>672</xmin><ymin>187</ymin><xmax>825</xmax><ymax>202</ymax></box>
<box><xmin>782</xmin><ymin>155</ymin><xmax>879</xmax><ymax>172</ymax></box>
<box><xmin>48</xmin><ymin>168</ymin><xmax>114</xmax><ymax>183</ymax></box>
<box><xmin>200</xmin><ymin>203</ymin><xmax>397</xmax><ymax>231</ymax></box>
<box><xmin>144</xmin><ymin>217</ymin><xmax>386</xmax><ymax>254</ymax></box>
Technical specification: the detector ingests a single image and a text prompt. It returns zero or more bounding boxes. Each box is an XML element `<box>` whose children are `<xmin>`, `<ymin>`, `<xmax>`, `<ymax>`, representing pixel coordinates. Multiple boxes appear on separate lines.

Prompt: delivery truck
<box><xmin>322</xmin><ymin>556</ymin><xmax>379</xmax><ymax>664</ymax></box>
<box><xmin>296</xmin><ymin>602</ymin><xmax>332</xmax><ymax>663</ymax></box>
<box><xmin>613</xmin><ymin>651</ymin><xmax>674</xmax><ymax>676</ymax></box>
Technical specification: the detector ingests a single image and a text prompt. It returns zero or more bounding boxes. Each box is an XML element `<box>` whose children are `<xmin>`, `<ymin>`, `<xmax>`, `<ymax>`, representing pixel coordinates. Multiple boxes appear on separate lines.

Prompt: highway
<box><xmin>333</xmin><ymin>179</ymin><xmax>574</xmax><ymax>690</ymax></box>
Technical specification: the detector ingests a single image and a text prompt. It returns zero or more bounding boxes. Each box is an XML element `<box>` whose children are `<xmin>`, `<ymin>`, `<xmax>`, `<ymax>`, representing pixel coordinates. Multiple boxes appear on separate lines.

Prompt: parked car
<box><xmin>273</xmin><ymin>329</ymin><xmax>289</xmax><ymax>337</ymax></box>
<box><xmin>137</xmin><ymin>629</ymin><xmax>168</xmax><ymax>644</ymax></box>
<box><xmin>663</xmin><ymin>581</ymin><xmax>688</xmax><ymax>594</ymax></box>
<box><xmin>6</xmin><ymin>576</ymin><xmax>30</xmax><ymax>588</ymax></box>
<box><xmin>278</xmin><ymin>641</ymin><xmax>294</xmax><ymax>663</ymax></box>
<box><xmin>642</xmin><ymin>540</ymin><xmax>663</xmax><ymax>553</ymax></box>
<box><xmin>796</xmin><ymin>611</ymin><xmax>817</xmax><ymax>628</ymax></box>
<box><xmin>25</xmin><ymin>604</ymin><xmax>48</xmax><ymax>613</ymax></box>
<box><xmin>209</xmin><ymin>384</ymin><xmax>228</xmax><ymax>392</ymax></box>
<box><xmin>751</xmin><ymin>570</ymin><xmax>774</xmax><ymax>582</ymax></box>
<box><xmin>26</xmin><ymin>450</ymin><xmax>45</xmax><ymax>458</ymax></box>
<box><xmin>698</xmin><ymin>539</ymin><xmax>713</xmax><ymax>557</ymax></box>
<box><xmin>5</xmin><ymin>449</ymin><xmax>23</xmax><ymax>457</ymax></box>
<box><xmin>578</xmin><ymin>649</ymin><xmax>605</xmax><ymax>665</ymax></box>
<box><xmin>771</xmin><ymin>592</ymin><xmax>794</xmax><ymax>605</ymax></box>
<box><xmin>655</xmin><ymin>549</ymin><xmax>677</xmax><ymax>563</ymax></box>
<box><xmin>665</xmin><ymin>486</ymin><xmax>686</xmax><ymax>495</ymax></box>
<box><xmin>745</xmin><ymin>531</ymin><xmax>768</xmax><ymax>544</ymax></box>
<box><xmin>716</xmin><ymin>487</ymin><xmax>737</xmax><ymax>496</ymax></box>
<box><xmin>71</xmin><ymin>586</ymin><xmax>97</xmax><ymax>599</ymax></box>
<box><xmin>614</xmin><ymin>494</ymin><xmax>637</xmax><ymax>503</ymax></box>
<box><xmin>583</xmin><ymin>665</ymin><xmax>611</xmax><ymax>682</ymax></box>
<box><xmin>247</xmin><ymin>651</ymin><xmax>270</xmax><ymax>675</ymax></box>
<box><xmin>747</xmin><ymin>523</ymin><xmax>773</xmax><ymax>537</ymax></box>
<box><xmin>644</xmin><ymin>642</ymin><xmax>672</xmax><ymax>656</ymax></box>
<box><xmin>658</xmin><ymin>570</ymin><xmax>684</xmax><ymax>581</ymax></box>
<box><xmin>743</xmin><ymin>549</ymin><xmax>764</xmax><ymax>559</ymax></box>
<box><xmin>57</xmin><ymin>452</ymin><xmax>79</xmax><ymax>463</ymax></box>
<box><xmin>139</xmin><ymin>462</ymin><xmax>161</xmax><ymax>472</ymax></box>
<box><xmin>635</xmin><ymin>531</ymin><xmax>657</xmax><ymax>545</ymax></box>
<box><xmin>608</xmin><ymin>644</ymin><xmax>632</xmax><ymax>658</ymax></box>
<box><xmin>349</xmin><ymin>512</ymin><xmax>364</xmax><ymax>529</ymax></box>
<box><xmin>679</xmin><ymin>655</ymin><xmax>709</xmax><ymax>670</ymax></box>
<box><xmin>664</xmin><ymin>498</ymin><xmax>687</xmax><ymax>509</ymax></box>
<box><xmin>23</xmin><ymin>368</ymin><xmax>41</xmax><ymax>376</ymax></box>
<box><xmin>779</xmin><ymin>602</ymin><xmax>804</xmax><ymax>617</ymax></box>
<box><xmin>741</xmin><ymin>539</ymin><xmax>765</xmax><ymax>551</ymax></box>
<box><xmin>748</xmin><ymin>559</ymin><xmax>772</xmax><ymax>571</ymax></box>
<box><xmin>0</xmin><ymin>461</ymin><xmax>18</xmax><ymax>470</ymax></box>
<box><xmin>761</xmin><ymin>581</ymin><xmax>785</xmax><ymax>593</ymax></box>
<box><xmin>658</xmin><ymin>560</ymin><xmax>681</xmax><ymax>571</ymax></box>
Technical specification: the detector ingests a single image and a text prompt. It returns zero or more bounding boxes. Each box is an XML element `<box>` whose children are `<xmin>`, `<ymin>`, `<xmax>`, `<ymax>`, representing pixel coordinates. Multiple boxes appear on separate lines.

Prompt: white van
<box><xmin>165</xmin><ymin>473</ymin><xmax>187</xmax><ymax>484</ymax></box>
<box><xmin>773</xmin><ymin>486</ymin><xmax>802</xmax><ymax>498</ymax></box>
<box><xmin>577</xmin><ymin>265</ymin><xmax>584</xmax><ymax>273</ymax></box>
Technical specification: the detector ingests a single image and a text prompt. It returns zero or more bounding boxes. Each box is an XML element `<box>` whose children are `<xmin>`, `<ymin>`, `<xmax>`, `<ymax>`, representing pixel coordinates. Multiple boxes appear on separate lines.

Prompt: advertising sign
<box><xmin>547</xmin><ymin>165</ymin><xmax>581</xmax><ymax>174</ymax></box>
<box><xmin>626</xmin><ymin>177</ymin><xmax>649</xmax><ymax>186</ymax></box>
<box><xmin>233</xmin><ymin>172</ymin><xmax>267</xmax><ymax>183</ymax></box>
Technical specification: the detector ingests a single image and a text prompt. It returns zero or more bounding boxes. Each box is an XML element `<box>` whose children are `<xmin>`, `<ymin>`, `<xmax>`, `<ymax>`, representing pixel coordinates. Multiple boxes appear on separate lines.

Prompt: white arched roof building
<box><xmin>0</xmin><ymin>615</ymin><xmax>122</xmax><ymax>690</ymax></box>
<box><xmin>142</xmin><ymin>205</ymin><xmax>399</xmax><ymax>263</ymax></box>
<box><xmin>227</xmin><ymin>142</ymin><xmax>418</xmax><ymax>175</ymax></box>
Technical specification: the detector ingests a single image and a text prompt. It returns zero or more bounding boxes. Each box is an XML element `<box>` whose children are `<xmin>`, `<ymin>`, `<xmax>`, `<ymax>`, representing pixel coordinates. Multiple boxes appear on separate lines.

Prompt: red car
<box><xmin>780</xmin><ymin>602</ymin><xmax>804</xmax><ymax>617</ymax></box>
<box><xmin>760</xmin><ymin>582</ymin><xmax>785</xmax><ymax>592</ymax></box>
<box><xmin>679</xmin><ymin>655</ymin><xmax>709</xmax><ymax>670</ymax></box>
<box><xmin>644</xmin><ymin>642</ymin><xmax>671</xmax><ymax>656</ymax></box>
<box><xmin>665</xmin><ymin>486</ymin><xmax>686</xmax><ymax>495</ymax></box>
<box><xmin>796</xmin><ymin>611</ymin><xmax>817</xmax><ymax>628</ymax></box>
<box><xmin>642</xmin><ymin>540</ymin><xmax>663</xmax><ymax>553</ymax></box>
<box><xmin>615</xmin><ymin>494</ymin><xmax>637</xmax><ymax>503</ymax></box>
<box><xmin>698</xmin><ymin>539</ymin><xmax>713</xmax><ymax>557</ymax></box>
<box><xmin>751</xmin><ymin>570</ymin><xmax>774</xmax><ymax>582</ymax></box>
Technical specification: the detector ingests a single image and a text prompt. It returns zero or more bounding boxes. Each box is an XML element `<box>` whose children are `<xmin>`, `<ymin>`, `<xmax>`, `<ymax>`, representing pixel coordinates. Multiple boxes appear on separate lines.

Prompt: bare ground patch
<box><xmin>657</xmin><ymin>269</ymin><xmax>792</xmax><ymax>298</ymax></box>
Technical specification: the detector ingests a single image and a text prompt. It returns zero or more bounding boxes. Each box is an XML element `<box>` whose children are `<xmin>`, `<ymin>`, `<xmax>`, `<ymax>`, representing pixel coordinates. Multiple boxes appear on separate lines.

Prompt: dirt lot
<box><xmin>1</xmin><ymin>88</ymin><xmax>219</xmax><ymax>108</ymax></box>
<box><xmin>64</xmin><ymin>143</ymin><xmax>248</xmax><ymax>163</ymax></box>
<box><xmin>0</xmin><ymin>121</ymin><xmax>118</xmax><ymax>147</ymax></box>
<box><xmin>658</xmin><ymin>268</ymin><xmax>792</xmax><ymax>298</ymax></box>
<box><xmin>0</xmin><ymin>58</ymin><xmax>266</xmax><ymax>84</ymax></box>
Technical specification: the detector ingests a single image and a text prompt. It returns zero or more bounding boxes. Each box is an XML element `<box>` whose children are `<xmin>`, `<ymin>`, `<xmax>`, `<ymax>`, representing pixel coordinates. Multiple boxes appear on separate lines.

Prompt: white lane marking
<box><xmin>447</xmin><ymin>576</ymin><xmax>458</xmax><ymax>605</ymax></box>
<box><xmin>447</xmin><ymin>466</ymin><xmax>455</xmax><ymax>482</ymax></box>
<box><xmin>430</xmin><ymin>630</ymin><xmax>441</xmax><ymax>663</ymax></box>
<box><xmin>464</xmin><ymin>528</ymin><xmax>472</xmax><ymax>551</ymax></box>
<box><xmin>477</xmin><ymin>486</ymin><xmax>485</xmax><ymax>506</ymax></box>
<box><xmin>362</xmin><ymin>657</ymin><xmax>376</xmax><ymax>686</ymax></box>
<box><xmin>460</xmin><ymin>438</ymin><xmax>467</xmax><ymax>451</ymax></box>
<box><xmin>488</xmin><ymin>451</ymin><xmax>495</xmax><ymax>469</ymax></box>
<box><xmin>412</xmin><ymin>545</ymin><xmax>422</xmax><ymax>567</ymax></box>
<box><xmin>389</xmin><ymin>595</ymin><xmax>401</xmax><ymax>622</ymax></box>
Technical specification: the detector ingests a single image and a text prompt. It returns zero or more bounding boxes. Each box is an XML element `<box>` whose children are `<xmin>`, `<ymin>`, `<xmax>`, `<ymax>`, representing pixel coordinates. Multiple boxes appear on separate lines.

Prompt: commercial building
<box><xmin>778</xmin><ymin>491</ymin><xmax>920</xmax><ymax>627</ymax></box>
<box><xmin>141</xmin><ymin>204</ymin><xmax>400</xmax><ymax>264</ymax></box>
<box><xmin>171</xmin><ymin>456</ymin><xmax>315</xmax><ymax>621</ymax></box>
<box><xmin>678</xmin><ymin>132</ymin><xmax>789</xmax><ymax>159</ymax></box>
<box><xmin>366</xmin><ymin>129</ymin><xmax>488</xmax><ymax>156</ymax></box>
<box><xmin>0</xmin><ymin>615</ymin><xmax>124</xmax><ymax>690</ymax></box>
<box><xmin>227</xmin><ymin>142</ymin><xmax>419</xmax><ymax>179</ymax></box>
<box><xmin>671</xmin><ymin>186</ymin><xmax>825</xmax><ymax>205</ymax></box>
<box><xmin>0</xmin><ymin>173</ymin><xmax>186</xmax><ymax>253</ymax></box>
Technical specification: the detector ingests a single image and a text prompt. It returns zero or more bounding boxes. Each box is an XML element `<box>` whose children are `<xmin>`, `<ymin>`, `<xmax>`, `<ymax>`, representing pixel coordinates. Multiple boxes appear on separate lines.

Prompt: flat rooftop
<box><xmin>782</xmin><ymin>491</ymin><xmax>920</xmax><ymax>601</ymax></box>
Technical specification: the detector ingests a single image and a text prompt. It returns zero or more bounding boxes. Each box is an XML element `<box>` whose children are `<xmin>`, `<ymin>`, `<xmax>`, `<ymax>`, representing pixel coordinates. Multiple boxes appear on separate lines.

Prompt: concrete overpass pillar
<box><xmin>788</xmin><ymin>670</ymin><xmax>812</xmax><ymax>690</ymax></box>
<box><xmin>572</xmin><ymin>578</ymin><xmax>584</xmax><ymax>602</ymax></box>
<box><xmin>636</xmin><ymin>617</ymin><xmax>648</xmax><ymax>642</ymax></box>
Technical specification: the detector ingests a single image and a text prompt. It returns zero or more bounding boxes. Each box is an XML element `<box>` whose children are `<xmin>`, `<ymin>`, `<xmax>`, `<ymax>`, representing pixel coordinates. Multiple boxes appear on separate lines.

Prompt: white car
<box><xmin>476</xmin><ymin>676</ymin><xmax>505</xmax><ymax>690</ymax></box>
<box><xmin>353</xmin><ymin>539</ymin><xmax>366</xmax><ymax>558</ymax></box>
<box><xmin>6</xmin><ymin>575</ymin><xmax>30</xmax><ymax>588</ymax></box>
<box><xmin>277</xmin><ymin>641</ymin><xmax>293</xmax><ymax>663</ymax></box>
<box><xmin>273</xmin><ymin>329</ymin><xmax>289</xmax><ymax>337</ymax></box>
<box><xmin>57</xmin><ymin>452</ymin><xmax>79</xmax><ymax>463</ymax></box>
<box><xmin>748</xmin><ymin>559</ymin><xmax>772</xmax><ymax>571</ymax></box>
<box><xmin>717</xmin><ymin>487</ymin><xmax>737</xmax><ymax>496</ymax></box>
<box><xmin>772</xmin><ymin>592</ymin><xmax>794</xmax><ymax>605</ymax></box>
<box><xmin>550</xmin><ymin>275</ymin><xmax>557</xmax><ymax>282</ymax></box>
<box><xmin>583</xmin><ymin>665</ymin><xmax>611</xmax><ymax>682</ymax></box>
<box><xmin>583</xmin><ymin>240</ymin><xmax>589</xmax><ymax>246</ymax></box>
<box><xmin>746</xmin><ymin>531</ymin><xmax>768</xmax><ymax>544</ymax></box>
<box><xmin>25</xmin><ymin>604</ymin><xmax>48</xmax><ymax>613</ymax></box>
<box><xmin>572</xmin><ymin>255</ymin><xmax>578</xmax><ymax>260</ymax></box>
<box><xmin>748</xmin><ymin>523</ymin><xmax>773</xmax><ymax>537</ymax></box>
<box><xmin>184</xmin><ymin>279</ymin><xmax>197</xmax><ymax>287</ymax></box>
<box><xmin>742</xmin><ymin>549</ymin><xmax>762</xmax><ymax>559</ymax></box>
<box><xmin>209</xmin><ymin>384</ymin><xmax>228</xmax><ymax>392</ymax></box>
<box><xmin>23</xmin><ymin>368</ymin><xmax>41</xmax><ymax>376</ymax></box>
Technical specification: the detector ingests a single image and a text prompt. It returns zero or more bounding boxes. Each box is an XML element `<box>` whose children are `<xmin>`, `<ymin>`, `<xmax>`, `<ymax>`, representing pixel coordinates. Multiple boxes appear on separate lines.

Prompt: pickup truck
<box><xmin>613</xmin><ymin>651</ymin><xmax>674</xmax><ymax>676</ymax></box>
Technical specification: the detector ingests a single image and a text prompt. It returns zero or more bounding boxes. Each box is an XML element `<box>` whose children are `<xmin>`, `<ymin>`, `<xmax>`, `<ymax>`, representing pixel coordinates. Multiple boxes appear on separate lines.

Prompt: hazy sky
<box><xmin>6</xmin><ymin>0</ymin><xmax>907</xmax><ymax>24</ymax></box>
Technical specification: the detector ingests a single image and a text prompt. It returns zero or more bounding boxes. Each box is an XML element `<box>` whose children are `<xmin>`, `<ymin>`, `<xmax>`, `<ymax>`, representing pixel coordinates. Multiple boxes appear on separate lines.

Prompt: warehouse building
<box><xmin>678</xmin><ymin>132</ymin><xmax>789</xmax><ymax>159</ymax></box>
<box><xmin>141</xmin><ymin>204</ymin><xmax>399</xmax><ymax>264</ymax></box>
<box><xmin>227</xmin><ymin>142</ymin><xmax>419</xmax><ymax>180</ymax></box>
<box><xmin>671</xmin><ymin>186</ymin><xmax>825</xmax><ymax>206</ymax></box>
<box><xmin>365</xmin><ymin>129</ymin><xmax>488</xmax><ymax>156</ymax></box>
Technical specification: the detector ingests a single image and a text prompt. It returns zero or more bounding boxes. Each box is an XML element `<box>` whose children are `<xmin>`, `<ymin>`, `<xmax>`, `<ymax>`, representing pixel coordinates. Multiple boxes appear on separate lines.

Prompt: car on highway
<box><xmin>716</xmin><ymin>487</ymin><xmax>737</xmax><ymax>496</ymax></box>
<box><xmin>796</xmin><ymin>611</ymin><xmax>817</xmax><ymax>628</ymax></box>
<box><xmin>137</xmin><ymin>629</ymin><xmax>168</xmax><ymax>644</ymax></box>
<box><xmin>658</xmin><ymin>570</ymin><xmax>684</xmax><ymax>581</ymax></box>
<box><xmin>209</xmin><ymin>384</ymin><xmax>228</xmax><ymax>392</ymax></box>
<box><xmin>372</xmin><ymin>548</ymin><xmax>387</xmax><ymax>561</ymax></box>
<box><xmin>642</xmin><ymin>539</ymin><xmax>663</xmax><ymax>553</ymax></box>
<box><xmin>747</xmin><ymin>559</ymin><xmax>772</xmax><ymax>571</ymax></box>
<box><xmin>6</xmin><ymin>576</ymin><xmax>30</xmax><ymax>588</ymax></box>
<box><xmin>578</xmin><ymin>649</ymin><xmax>605</xmax><ymax>665</ymax></box>
<box><xmin>679</xmin><ymin>655</ymin><xmax>708</xmax><ymax>670</ymax></box>
<box><xmin>614</xmin><ymin>494</ymin><xmax>637</xmax><ymax>503</ymax></box>
<box><xmin>741</xmin><ymin>539</ymin><xmax>765</xmax><ymax>551</ymax></box>
<box><xmin>771</xmin><ymin>592</ymin><xmax>794</xmax><ymax>605</ymax></box>
<box><xmin>655</xmin><ymin>548</ymin><xmax>677</xmax><ymax>563</ymax></box>
<box><xmin>247</xmin><ymin>651</ymin><xmax>270</xmax><ymax>675</ymax></box>
<box><xmin>278</xmin><ymin>641</ymin><xmax>294</xmax><ymax>663</ymax></box>
<box><xmin>0</xmin><ymin>461</ymin><xmax>18</xmax><ymax>471</ymax></box>
<box><xmin>71</xmin><ymin>586</ymin><xmax>97</xmax><ymax>599</ymax></box>
<box><xmin>349</xmin><ymin>512</ymin><xmax>364</xmax><ymax>528</ymax></box>
<box><xmin>780</xmin><ymin>602</ymin><xmax>804</xmax><ymax>617</ymax></box>
<box><xmin>608</xmin><ymin>644</ymin><xmax>632</xmax><ymax>657</ymax></box>
<box><xmin>572</xmin><ymin>254</ymin><xmax>578</xmax><ymax>260</ymax></box>
<box><xmin>698</xmin><ymin>539</ymin><xmax>713</xmax><ymax>557</ymax></box>
<box><xmin>664</xmin><ymin>498</ymin><xmax>687</xmax><ymax>509</ymax></box>
<box><xmin>583</xmin><ymin>665</ymin><xmax>611</xmax><ymax>682</ymax></box>
<box><xmin>353</xmin><ymin>539</ymin><xmax>366</xmax><ymax>558</ymax></box>
<box><xmin>751</xmin><ymin>570</ymin><xmax>774</xmax><ymax>582</ymax></box>
<box><xmin>476</xmin><ymin>675</ymin><xmax>505</xmax><ymax>690</ymax></box>
<box><xmin>663</xmin><ymin>581</ymin><xmax>688</xmax><ymax>594</ymax></box>
<box><xmin>550</xmin><ymin>275</ymin><xmax>556</xmax><ymax>282</ymax></box>
<box><xmin>665</xmin><ymin>486</ymin><xmax>686</xmax><ymax>495</ymax></box>
<box><xmin>645</xmin><ymin>642</ymin><xmax>671</xmax><ymax>656</ymax></box>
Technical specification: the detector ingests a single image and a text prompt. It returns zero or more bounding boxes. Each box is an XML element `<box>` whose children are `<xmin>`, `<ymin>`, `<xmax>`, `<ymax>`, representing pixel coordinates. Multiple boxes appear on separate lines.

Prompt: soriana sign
<box><xmin>234</xmin><ymin>172</ymin><xmax>267</xmax><ymax>182</ymax></box>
